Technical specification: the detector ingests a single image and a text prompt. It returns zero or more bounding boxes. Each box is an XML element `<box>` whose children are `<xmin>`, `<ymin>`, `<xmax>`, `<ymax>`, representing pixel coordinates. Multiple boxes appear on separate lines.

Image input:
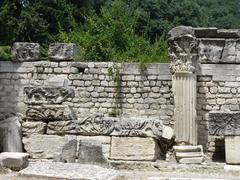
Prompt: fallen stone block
<box><xmin>49</xmin><ymin>43</ymin><xmax>77</xmax><ymax>61</ymax></box>
<box><xmin>110</xmin><ymin>137</ymin><xmax>160</xmax><ymax>161</ymax></box>
<box><xmin>225</xmin><ymin>136</ymin><xmax>240</xmax><ymax>164</ymax></box>
<box><xmin>0</xmin><ymin>116</ymin><xmax>23</xmax><ymax>152</ymax></box>
<box><xmin>11</xmin><ymin>42</ymin><xmax>40</xmax><ymax>61</ymax></box>
<box><xmin>0</xmin><ymin>152</ymin><xmax>29</xmax><ymax>170</ymax></box>
<box><xmin>23</xmin><ymin>135</ymin><xmax>77</xmax><ymax>162</ymax></box>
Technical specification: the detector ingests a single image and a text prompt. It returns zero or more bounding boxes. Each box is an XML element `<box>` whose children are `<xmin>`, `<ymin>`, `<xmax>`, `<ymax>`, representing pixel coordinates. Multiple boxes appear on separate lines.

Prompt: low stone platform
<box><xmin>19</xmin><ymin>161</ymin><xmax>120</xmax><ymax>179</ymax></box>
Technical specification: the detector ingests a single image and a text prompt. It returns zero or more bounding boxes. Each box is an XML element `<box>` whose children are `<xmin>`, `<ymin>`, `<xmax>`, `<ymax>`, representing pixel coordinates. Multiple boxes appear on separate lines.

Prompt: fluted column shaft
<box><xmin>173</xmin><ymin>72</ymin><xmax>197</xmax><ymax>145</ymax></box>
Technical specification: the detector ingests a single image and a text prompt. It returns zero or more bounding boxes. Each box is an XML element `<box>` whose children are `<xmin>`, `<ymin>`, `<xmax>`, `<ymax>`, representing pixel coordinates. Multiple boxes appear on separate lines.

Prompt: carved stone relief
<box><xmin>168</xmin><ymin>35</ymin><xmax>198</xmax><ymax>74</ymax></box>
<box><xmin>208</xmin><ymin>111</ymin><xmax>240</xmax><ymax>136</ymax></box>
<box><xmin>11</xmin><ymin>42</ymin><xmax>40</xmax><ymax>61</ymax></box>
<box><xmin>25</xmin><ymin>105</ymin><xmax>76</xmax><ymax>121</ymax></box>
<box><xmin>24</xmin><ymin>87</ymin><xmax>75</xmax><ymax>104</ymax></box>
<box><xmin>46</xmin><ymin>113</ymin><xmax>174</xmax><ymax>140</ymax></box>
<box><xmin>48</xmin><ymin>43</ymin><xmax>77</xmax><ymax>61</ymax></box>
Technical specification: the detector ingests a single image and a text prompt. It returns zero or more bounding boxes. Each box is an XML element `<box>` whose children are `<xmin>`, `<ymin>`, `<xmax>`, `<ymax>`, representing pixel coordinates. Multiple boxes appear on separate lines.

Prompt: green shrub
<box><xmin>57</xmin><ymin>0</ymin><xmax>169</xmax><ymax>63</ymax></box>
<box><xmin>0</xmin><ymin>46</ymin><xmax>12</xmax><ymax>61</ymax></box>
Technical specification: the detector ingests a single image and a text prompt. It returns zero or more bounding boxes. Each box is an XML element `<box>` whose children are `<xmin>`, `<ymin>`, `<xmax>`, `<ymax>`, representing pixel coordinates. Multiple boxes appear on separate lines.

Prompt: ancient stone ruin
<box><xmin>1</xmin><ymin>26</ymin><xmax>240</xmax><ymax>171</ymax></box>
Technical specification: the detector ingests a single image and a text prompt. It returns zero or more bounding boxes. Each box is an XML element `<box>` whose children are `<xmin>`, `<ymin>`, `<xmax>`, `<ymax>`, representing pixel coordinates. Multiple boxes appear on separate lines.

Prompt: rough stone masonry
<box><xmin>0</xmin><ymin>27</ymin><xmax>240</xmax><ymax>164</ymax></box>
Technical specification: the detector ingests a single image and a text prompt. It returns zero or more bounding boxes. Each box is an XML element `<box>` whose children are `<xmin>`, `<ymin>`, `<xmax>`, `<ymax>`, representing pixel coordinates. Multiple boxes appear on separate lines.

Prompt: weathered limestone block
<box><xmin>22</xmin><ymin>121</ymin><xmax>46</xmax><ymax>135</ymax></box>
<box><xmin>194</xmin><ymin>27</ymin><xmax>217</xmax><ymax>38</ymax></box>
<box><xmin>217</xmin><ymin>29</ymin><xmax>240</xmax><ymax>38</ymax></box>
<box><xmin>225</xmin><ymin>136</ymin><xmax>240</xmax><ymax>164</ymax></box>
<box><xmin>208</xmin><ymin>111</ymin><xmax>240</xmax><ymax>136</ymax></box>
<box><xmin>199</xmin><ymin>39</ymin><xmax>225</xmax><ymax>63</ymax></box>
<box><xmin>23</xmin><ymin>135</ymin><xmax>77</xmax><ymax>162</ymax></box>
<box><xmin>0</xmin><ymin>152</ymin><xmax>29</xmax><ymax>170</ymax></box>
<box><xmin>110</xmin><ymin>137</ymin><xmax>160</xmax><ymax>161</ymax></box>
<box><xmin>25</xmin><ymin>105</ymin><xmax>76</xmax><ymax>121</ymax></box>
<box><xmin>78</xmin><ymin>140</ymin><xmax>108</xmax><ymax>165</ymax></box>
<box><xmin>24</xmin><ymin>87</ymin><xmax>75</xmax><ymax>105</ymax></box>
<box><xmin>0</xmin><ymin>116</ymin><xmax>23</xmax><ymax>152</ymax></box>
<box><xmin>49</xmin><ymin>43</ymin><xmax>77</xmax><ymax>61</ymax></box>
<box><xmin>11</xmin><ymin>42</ymin><xmax>40</xmax><ymax>61</ymax></box>
<box><xmin>77</xmin><ymin>136</ymin><xmax>110</xmax><ymax>164</ymax></box>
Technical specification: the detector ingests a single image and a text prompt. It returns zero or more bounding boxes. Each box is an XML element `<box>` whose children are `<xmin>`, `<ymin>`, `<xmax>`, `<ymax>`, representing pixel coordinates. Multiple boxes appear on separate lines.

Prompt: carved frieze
<box><xmin>25</xmin><ymin>105</ymin><xmax>76</xmax><ymax>121</ymax></box>
<box><xmin>46</xmin><ymin>113</ymin><xmax>174</xmax><ymax>140</ymax></box>
<box><xmin>208</xmin><ymin>111</ymin><xmax>240</xmax><ymax>136</ymax></box>
<box><xmin>24</xmin><ymin>87</ymin><xmax>75</xmax><ymax>104</ymax></box>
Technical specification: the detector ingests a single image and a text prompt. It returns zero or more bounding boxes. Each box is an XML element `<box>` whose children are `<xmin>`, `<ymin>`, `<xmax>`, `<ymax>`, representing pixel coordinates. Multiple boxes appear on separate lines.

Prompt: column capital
<box><xmin>168</xmin><ymin>26</ymin><xmax>198</xmax><ymax>74</ymax></box>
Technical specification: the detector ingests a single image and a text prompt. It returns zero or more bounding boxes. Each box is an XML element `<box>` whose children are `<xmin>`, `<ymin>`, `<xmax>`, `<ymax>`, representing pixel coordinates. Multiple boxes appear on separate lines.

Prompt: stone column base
<box><xmin>173</xmin><ymin>145</ymin><xmax>204</xmax><ymax>164</ymax></box>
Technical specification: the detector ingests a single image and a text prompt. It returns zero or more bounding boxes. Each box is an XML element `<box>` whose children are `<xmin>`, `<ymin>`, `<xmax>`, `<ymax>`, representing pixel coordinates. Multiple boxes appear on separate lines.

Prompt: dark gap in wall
<box><xmin>77</xmin><ymin>67</ymin><xmax>85</xmax><ymax>73</ymax></box>
<box><xmin>212</xmin><ymin>138</ymin><xmax>225</xmax><ymax>162</ymax></box>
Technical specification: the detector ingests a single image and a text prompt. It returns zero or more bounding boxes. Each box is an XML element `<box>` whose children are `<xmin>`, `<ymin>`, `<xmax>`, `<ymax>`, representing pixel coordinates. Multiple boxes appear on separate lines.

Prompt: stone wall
<box><xmin>1</xmin><ymin>27</ymin><xmax>240</xmax><ymax>162</ymax></box>
<box><xmin>0</xmin><ymin>61</ymin><xmax>173</xmax><ymax>125</ymax></box>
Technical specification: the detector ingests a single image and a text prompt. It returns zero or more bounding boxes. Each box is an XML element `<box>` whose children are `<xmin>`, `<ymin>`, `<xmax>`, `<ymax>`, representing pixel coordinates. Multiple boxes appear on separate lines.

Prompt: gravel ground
<box><xmin>0</xmin><ymin>161</ymin><xmax>240</xmax><ymax>180</ymax></box>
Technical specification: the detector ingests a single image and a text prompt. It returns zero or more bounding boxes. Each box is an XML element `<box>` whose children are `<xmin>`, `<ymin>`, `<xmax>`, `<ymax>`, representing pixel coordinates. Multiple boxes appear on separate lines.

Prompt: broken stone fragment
<box><xmin>11</xmin><ymin>42</ymin><xmax>40</xmax><ymax>61</ymax></box>
<box><xmin>0</xmin><ymin>152</ymin><xmax>29</xmax><ymax>171</ymax></box>
<box><xmin>48</xmin><ymin>43</ymin><xmax>77</xmax><ymax>61</ymax></box>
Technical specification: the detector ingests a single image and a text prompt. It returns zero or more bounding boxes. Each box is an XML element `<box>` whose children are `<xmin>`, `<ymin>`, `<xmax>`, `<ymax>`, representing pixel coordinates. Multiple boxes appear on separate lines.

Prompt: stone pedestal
<box><xmin>225</xmin><ymin>136</ymin><xmax>240</xmax><ymax>164</ymax></box>
<box><xmin>173</xmin><ymin>72</ymin><xmax>197</xmax><ymax>145</ymax></box>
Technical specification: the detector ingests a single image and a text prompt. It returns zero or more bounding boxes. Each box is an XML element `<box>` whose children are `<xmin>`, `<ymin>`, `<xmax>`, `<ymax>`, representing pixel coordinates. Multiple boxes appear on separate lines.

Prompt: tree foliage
<box><xmin>0</xmin><ymin>0</ymin><xmax>239</xmax><ymax>62</ymax></box>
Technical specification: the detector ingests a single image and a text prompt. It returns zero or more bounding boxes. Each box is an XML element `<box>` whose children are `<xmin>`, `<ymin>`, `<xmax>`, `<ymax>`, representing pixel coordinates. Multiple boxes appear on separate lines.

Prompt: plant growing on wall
<box><xmin>108</xmin><ymin>63</ymin><xmax>122</xmax><ymax>117</ymax></box>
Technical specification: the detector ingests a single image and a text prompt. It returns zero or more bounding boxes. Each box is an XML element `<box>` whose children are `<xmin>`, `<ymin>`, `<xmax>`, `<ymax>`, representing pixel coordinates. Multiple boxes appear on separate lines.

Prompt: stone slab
<box><xmin>110</xmin><ymin>137</ymin><xmax>160</xmax><ymax>161</ymax></box>
<box><xmin>225</xmin><ymin>136</ymin><xmax>240</xmax><ymax>164</ymax></box>
<box><xmin>0</xmin><ymin>152</ymin><xmax>29</xmax><ymax>170</ymax></box>
<box><xmin>19</xmin><ymin>161</ymin><xmax>120</xmax><ymax>179</ymax></box>
<box><xmin>173</xmin><ymin>145</ymin><xmax>203</xmax><ymax>152</ymax></box>
<box><xmin>0</xmin><ymin>116</ymin><xmax>23</xmax><ymax>152</ymax></box>
<box><xmin>178</xmin><ymin>157</ymin><xmax>204</xmax><ymax>164</ymax></box>
<box><xmin>48</xmin><ymin>43</ymin><xmax>77</xmax><ymax>61</ymax></box>
<box><xmin>208</xmin><ymin>111</ymin><xmax>240</xmax><ymax>136</ymax></box>
<box><xmin>23</xmin><ymin>135</ymin><xmax>77</xmax><ymax>162</ymax></box>
<box><xmin>11</xmin><ymin>42</ymin><xmax>40</xmax><ymax>61</ymax></box>
<box><xmin>194</xmin><ymin>27</ymin><xmax>217</xmax><ymax>38</ymax></box>
<box><xmin>176</xmin><ymin>152</ymin><xmax>203</xmax><ymax>158</ymax></box>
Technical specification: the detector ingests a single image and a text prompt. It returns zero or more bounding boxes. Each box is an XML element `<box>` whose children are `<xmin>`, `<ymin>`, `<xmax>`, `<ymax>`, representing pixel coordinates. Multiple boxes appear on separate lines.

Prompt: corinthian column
<box><xmin>168</xmin><ymin>26</ymin><xmax>198</xmax><ymax>145</ymax></box>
